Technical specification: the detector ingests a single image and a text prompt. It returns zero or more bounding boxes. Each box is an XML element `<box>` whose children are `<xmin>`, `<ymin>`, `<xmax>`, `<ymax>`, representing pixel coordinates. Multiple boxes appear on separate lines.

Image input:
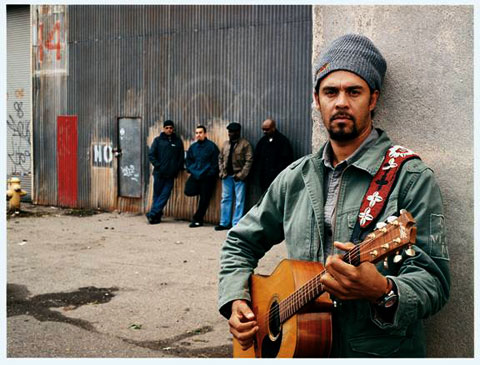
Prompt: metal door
<box><xmin>117</xmin><ymin>118</ymin><xmax>142</xmax><ymax>198</ymax></box>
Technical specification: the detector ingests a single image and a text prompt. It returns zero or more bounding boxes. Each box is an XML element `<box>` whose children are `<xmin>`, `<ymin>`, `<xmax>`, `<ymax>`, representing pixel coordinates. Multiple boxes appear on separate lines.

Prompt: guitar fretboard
<box><xmin>279</xmin><ymin>273</ymin><xmax>325</xmax><ymax>323</ymax></box>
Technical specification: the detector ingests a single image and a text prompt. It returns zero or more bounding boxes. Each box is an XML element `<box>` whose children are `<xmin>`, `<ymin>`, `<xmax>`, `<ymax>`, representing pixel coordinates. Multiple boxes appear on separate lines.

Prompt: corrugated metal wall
<box><xmin>33</xmin><ymin>5</ymin><xmax>312</xmax><ymax>222</ymax></box>
<box><xmin>7</xmin><ymin>5</ymin><xmax>33</xmax><ymax>200</ymax></box>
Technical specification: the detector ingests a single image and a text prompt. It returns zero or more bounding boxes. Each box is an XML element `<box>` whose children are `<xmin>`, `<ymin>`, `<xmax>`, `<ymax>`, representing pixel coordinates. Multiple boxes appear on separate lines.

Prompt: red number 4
<box><xmin>38</xmin><ymin>20</ymin><xmax>62</xmax><ymax>63</ymax></box>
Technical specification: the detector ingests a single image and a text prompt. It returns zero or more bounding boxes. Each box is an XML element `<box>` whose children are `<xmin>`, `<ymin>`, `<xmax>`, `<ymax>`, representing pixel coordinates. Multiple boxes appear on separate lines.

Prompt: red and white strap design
<box><xmin>357</xmin><ymin>145</ymin><xmax>420</xmax><ymax>229</ymax></box>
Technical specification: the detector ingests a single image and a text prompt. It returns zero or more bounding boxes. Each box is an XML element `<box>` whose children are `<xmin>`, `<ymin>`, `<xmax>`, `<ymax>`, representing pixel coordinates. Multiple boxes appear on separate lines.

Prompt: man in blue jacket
<box><xmin>146</xmin><ymin>120</ymin><xmax>184</xmax><ymax>224</ymax></box>
<box><xmin>185</xmin><ymin>125</ymin><xmax>220</xmax><ymax>227</ymax></box>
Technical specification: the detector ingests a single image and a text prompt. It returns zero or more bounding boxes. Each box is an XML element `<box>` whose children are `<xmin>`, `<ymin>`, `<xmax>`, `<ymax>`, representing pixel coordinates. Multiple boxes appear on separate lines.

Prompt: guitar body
<box><xmin>232</xmin><ymin>211</ymin><xmax>417</xmax><ymax>358</ymax></box>
<box><xmin>233</xmin><ymin>259</ymin><xmax>333</xmax><ymax>358</ymax></box>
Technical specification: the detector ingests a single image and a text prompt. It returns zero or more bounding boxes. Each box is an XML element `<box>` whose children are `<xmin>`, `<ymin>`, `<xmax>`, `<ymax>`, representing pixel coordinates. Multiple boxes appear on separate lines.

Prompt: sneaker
<box><xmin>189</xmin><ymin>221</ymin><xmax>203</xmax><ymax>228</ymax></box>
<box><xmin>146</xmin><ymin>214</ymin><xmax>161</xmax><ymax>225</ymax></box>
<box><xmin>214</xmin><ymin>225</ymin><xmax>230</xmax><ymax>231</ymax></box>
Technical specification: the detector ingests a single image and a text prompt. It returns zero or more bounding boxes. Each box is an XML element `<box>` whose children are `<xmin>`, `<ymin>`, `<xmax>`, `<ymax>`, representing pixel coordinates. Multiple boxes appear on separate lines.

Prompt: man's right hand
<box><xmin>228</xmin><ymin>300</ymin><xmax>258</xmax><ymax>350</ymax></box>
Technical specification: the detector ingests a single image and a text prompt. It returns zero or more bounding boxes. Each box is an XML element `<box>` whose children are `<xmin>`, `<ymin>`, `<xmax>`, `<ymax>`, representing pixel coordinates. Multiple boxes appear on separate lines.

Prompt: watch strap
<box><xmin>375</xmin><ymin>278</ymin><xmax>397</xmax><ymax>307</ymax></box>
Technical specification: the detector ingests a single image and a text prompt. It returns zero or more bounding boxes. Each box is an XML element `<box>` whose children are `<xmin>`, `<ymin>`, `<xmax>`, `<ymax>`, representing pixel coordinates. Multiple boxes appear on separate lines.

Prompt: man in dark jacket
<box><xmin>254</xmin><ymin>119</ymin><xmax>294</xmax><ymax>193</ymax></box>
<box><xmin>185</xmin><ymin>125</ymin><xmax>220</xmax><ymax>227</ymax></box>
<box><xmin>146</xmin><ymin>120</ymin><xmax>184</xmax><ymax>224</ymax></box>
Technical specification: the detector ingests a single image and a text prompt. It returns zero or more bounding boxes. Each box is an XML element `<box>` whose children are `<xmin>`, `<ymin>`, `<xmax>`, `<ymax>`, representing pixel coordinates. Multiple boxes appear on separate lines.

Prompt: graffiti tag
<box><xmin>7</xmin><ymin>101</ymin><xmax>31</xmax><ymax>174</ymax></box>
<box><xmin>121</xmin><ymin>165</ymin><xmax>139</xmax><ymax>182</ymax></box>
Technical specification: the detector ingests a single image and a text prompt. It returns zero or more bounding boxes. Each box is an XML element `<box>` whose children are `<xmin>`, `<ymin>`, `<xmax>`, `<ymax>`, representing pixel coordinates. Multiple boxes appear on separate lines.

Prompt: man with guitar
<box><xmin>218</xmin><ymin>34</ymin><xmax>450</xmax><ymax>357</ymax></box>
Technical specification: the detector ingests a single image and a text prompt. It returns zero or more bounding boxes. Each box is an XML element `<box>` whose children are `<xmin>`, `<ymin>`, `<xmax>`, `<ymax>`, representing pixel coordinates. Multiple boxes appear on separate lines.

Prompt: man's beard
<box><xmin>326</xmin><ymin>112</ymin><xmax>359</xmax><ymax>142</ymax></box>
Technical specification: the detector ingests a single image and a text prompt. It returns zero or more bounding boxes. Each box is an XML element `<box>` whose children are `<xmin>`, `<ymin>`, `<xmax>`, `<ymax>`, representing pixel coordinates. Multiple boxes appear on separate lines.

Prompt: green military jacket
<box><xmin>218</xmin><ymin>129</ymin><xmax>450</xmax><ymax>357</ymax></box>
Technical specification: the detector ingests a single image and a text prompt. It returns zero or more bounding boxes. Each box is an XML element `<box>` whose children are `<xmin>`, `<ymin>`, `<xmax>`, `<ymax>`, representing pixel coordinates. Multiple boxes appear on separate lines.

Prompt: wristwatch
<box><xmin>375</xmin><ymin>278</ymin><xmax>398</xmax><ymax>309</ymax></box>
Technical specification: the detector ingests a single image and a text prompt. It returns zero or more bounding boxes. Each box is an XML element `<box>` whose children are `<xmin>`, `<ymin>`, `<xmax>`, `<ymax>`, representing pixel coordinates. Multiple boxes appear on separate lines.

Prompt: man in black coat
<box><xmin>254</xmin><ymin>119</ymin><xmax>294</xmax><ymax>193</ymax></box>
<box><xmin>146</xmin><ymin>120</ymin><xmax>184</xmax><ymax>224</ymax></box>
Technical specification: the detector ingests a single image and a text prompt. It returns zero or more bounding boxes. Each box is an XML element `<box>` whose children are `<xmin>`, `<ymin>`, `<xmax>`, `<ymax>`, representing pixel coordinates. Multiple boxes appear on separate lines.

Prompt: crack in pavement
<box><xmin>122</xmin><ymin>325</ymin><xmax>232</xmax><ymax>357</ymax></box>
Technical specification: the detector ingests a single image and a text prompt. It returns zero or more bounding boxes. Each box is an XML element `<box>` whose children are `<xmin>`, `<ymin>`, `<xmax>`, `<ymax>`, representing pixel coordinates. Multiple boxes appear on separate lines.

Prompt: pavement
<box><xmin>5</xmin><ymin>203</ymin><xmax>286</xmax><ymax>359</ymax></box>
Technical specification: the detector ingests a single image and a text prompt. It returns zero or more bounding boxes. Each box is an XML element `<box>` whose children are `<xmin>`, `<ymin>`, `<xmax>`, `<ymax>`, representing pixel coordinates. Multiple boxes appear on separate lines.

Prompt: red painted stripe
<box><xmin>57</xmin><ymin>115</ymin><xmax>78</xmax><ymax>207</ymax></box>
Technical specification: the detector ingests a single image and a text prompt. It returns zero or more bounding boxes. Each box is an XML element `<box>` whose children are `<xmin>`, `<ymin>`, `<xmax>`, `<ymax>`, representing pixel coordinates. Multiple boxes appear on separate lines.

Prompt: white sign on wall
<box><xmin>92</xmin><ymin>143</ymin><xmax>113</xmax><ymax>167</ymax></box>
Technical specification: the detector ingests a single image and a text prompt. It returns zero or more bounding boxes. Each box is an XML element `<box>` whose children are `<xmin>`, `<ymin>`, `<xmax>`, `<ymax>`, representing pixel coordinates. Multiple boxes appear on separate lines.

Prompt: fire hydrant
<box><xmin>7</xmin><ymin>177</ymin><xmax>27</xmax><ymax>211</ymax></box>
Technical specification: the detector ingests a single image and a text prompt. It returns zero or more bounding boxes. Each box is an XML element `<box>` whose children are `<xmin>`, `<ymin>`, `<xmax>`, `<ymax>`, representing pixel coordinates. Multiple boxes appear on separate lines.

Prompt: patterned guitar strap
<box><xmin>350</xmin><ymin>145</ymin><xmax>420</xmax><ymax>244</ymax></box>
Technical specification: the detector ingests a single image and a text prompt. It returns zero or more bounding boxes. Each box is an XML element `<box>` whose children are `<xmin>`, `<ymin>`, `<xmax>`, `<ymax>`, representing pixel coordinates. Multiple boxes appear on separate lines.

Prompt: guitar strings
<box><xmin>274</xmin><ymin>243</ymin><xmax>362</xmax><ymax>322</ymax></box>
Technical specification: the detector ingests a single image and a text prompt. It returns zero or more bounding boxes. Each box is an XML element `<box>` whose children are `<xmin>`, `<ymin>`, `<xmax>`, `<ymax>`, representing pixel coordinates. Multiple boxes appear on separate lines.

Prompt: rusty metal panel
<box><xmin>155</xmin><ymin>5</ymin><xmax>313</xmax><ymax>219</ymax></box>
<box><xmin>34</xmin><ymin>5</ymin><xmax>311</xmax><ymax>222</ymax></box>
<box><xmin>32</xmin><ymin>5</ymin><xmax>68</xmax><ymax>206</ymax></box>
<box><xmin>155</xmin><ymin>5</ymin><xmax>312</xmax><ymax>159</ymax></box>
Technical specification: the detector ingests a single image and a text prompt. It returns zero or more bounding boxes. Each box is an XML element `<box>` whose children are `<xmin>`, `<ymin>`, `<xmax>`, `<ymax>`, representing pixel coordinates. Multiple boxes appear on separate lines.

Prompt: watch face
<box><xmin>384</xmin><ymin>295</ymin><xmax>398</xmax><ymax>308</ymax></box>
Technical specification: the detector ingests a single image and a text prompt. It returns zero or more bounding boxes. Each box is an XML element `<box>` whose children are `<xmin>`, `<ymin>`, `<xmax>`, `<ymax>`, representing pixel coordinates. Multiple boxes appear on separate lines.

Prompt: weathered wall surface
<box><xmin>312</xmin><ymin>5</ymin><xmax>473</xmax><ymax>357</ymax></box>
<box><xmin>32</xmin><ymin>4</ymin><xmax>68</xmax><ymax>206</ymax></box>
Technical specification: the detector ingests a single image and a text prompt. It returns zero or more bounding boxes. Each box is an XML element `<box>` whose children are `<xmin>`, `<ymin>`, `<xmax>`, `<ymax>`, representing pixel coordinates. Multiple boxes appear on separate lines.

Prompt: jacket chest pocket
<box><xmin>235</xmin><ymin>149</ymin><xmax>245</xmax><ymax>165</ymax></box>
<box><xmin>333</xmin><ymin>209</ymin><xmax>360</xmax><ymax>244</ymax></box>
<box><xmin>348</xmin><ymin>211</ymin><xmax>357</xmax><ymax>230</ymax></box>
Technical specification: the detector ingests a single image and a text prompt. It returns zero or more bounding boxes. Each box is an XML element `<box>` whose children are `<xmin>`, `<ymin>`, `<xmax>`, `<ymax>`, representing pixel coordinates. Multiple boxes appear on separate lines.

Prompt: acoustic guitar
<box><xmin>233</xmin><ymin>209</ymin><xmax>417</xmax><ymax>358</ymax></box>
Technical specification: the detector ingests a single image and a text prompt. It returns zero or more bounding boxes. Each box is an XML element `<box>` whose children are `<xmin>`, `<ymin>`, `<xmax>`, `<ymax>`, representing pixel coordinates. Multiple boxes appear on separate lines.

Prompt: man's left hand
<box><xmin>320</xmin><ymin>241</ymin><xmax>388</xmax><ymax>302</ymax></box>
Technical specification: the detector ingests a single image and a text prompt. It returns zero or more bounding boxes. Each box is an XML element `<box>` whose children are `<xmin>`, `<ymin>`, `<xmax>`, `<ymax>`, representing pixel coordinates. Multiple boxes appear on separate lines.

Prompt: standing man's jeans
<box><xmin>148</xmin><ymin>175</ymin><xmax>174</xmax><ymax>220</ymax></box>
<box><xmin>219</xmin><ymin>175</ymin><xmax>246</xmax><ymax>227</ymax></box>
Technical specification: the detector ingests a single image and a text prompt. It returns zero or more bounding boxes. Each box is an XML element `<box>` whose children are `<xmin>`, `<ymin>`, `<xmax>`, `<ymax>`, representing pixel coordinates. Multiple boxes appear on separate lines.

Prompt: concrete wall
<box><xmin>312</xmin><ymin>6</ymin><xmax>473</xmax><ymax>357</ymax></box>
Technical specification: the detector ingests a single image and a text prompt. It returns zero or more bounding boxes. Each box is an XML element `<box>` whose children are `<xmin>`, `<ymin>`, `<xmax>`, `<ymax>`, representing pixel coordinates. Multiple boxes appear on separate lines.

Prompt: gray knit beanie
<box><xmin>313</xmin><ymin>34</ymin><xmax>387</xmax><ymax>92</ymax></box>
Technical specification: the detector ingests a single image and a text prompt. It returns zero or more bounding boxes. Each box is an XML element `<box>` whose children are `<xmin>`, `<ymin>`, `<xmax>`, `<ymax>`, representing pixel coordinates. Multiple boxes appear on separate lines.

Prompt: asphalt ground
<box><xmin>5</xmin><ymin>203</ymin><xmax>286</xmax><ymax>360</ymax></box>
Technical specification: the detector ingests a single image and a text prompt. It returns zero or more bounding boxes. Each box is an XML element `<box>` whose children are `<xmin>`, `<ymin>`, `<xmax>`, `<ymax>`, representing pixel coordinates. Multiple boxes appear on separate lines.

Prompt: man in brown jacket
<box><xmin>215</xmin><ymin>122</ymin><xmax>253</xmax><ymax>230</ymax></box>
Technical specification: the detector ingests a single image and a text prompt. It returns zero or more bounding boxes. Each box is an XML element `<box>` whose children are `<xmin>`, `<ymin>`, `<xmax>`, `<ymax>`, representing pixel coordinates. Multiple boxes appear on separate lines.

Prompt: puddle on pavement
<box><xmin>7</xmin><ymin>283</ymin><xmax>118</xmax><ymax>331</ymax></box>
<box><xmin>7</xmin><ymin>284</ymin><xmax>232</xmax><ymax>357</ymax></box>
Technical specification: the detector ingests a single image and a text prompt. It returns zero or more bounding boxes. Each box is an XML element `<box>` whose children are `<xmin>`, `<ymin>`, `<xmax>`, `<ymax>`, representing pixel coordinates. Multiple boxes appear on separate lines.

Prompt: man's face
<box><xmin>314</xmin><ymin>71</ymin><xmax>379</xmax><ymax>142</ymax></box>
<box><xmin>262</xmin><ymin>121</ymin><xmax>276</xmax><ymax>137</ymax></box>
<box><xmin>195</xmin><ymin>128</ymin><xmax>206</xmax><ymax>141</ymax></box>
<box><xmin>228</xmin><ymin>130</ymin><xmax>240</xmax><ymax>141</ymax></box>
<box><xmin>163</xmin><ymin>125</ymin><xmax>174</xmax><ymax>136</ymax></box>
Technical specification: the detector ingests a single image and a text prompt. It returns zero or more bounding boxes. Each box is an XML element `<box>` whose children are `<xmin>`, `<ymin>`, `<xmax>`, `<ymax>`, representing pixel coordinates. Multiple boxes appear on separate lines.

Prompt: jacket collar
<box><xmin>196</xmin><ymin>137</ymin><xmax>208</xmax><ymax>144</ymax></box>
<box><xmin>350</xmin><ymin>128</ymin><xmax>392</xmax><ymax>176</ymax></box>
<box><xmin>160</xmin><ymin>132</ymin><xmax>177</xmax><ymax>140</ymax></box>
<box><xmin>313</xmin><ymin>128</ymin><xmax>392</xmax><ymax>177</ymax></box>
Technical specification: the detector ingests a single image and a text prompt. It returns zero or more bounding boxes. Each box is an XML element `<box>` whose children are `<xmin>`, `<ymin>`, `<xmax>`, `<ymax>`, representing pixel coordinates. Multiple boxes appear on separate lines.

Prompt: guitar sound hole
<box><xmin>268</xmin><ymin>300</ymin><xmax>281</xmax><ymax>339</ymax></box>
<box><xmin>262</xmin><ymin>300</ymin><xmax>282</xmax><ymax>357</ymax></box>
